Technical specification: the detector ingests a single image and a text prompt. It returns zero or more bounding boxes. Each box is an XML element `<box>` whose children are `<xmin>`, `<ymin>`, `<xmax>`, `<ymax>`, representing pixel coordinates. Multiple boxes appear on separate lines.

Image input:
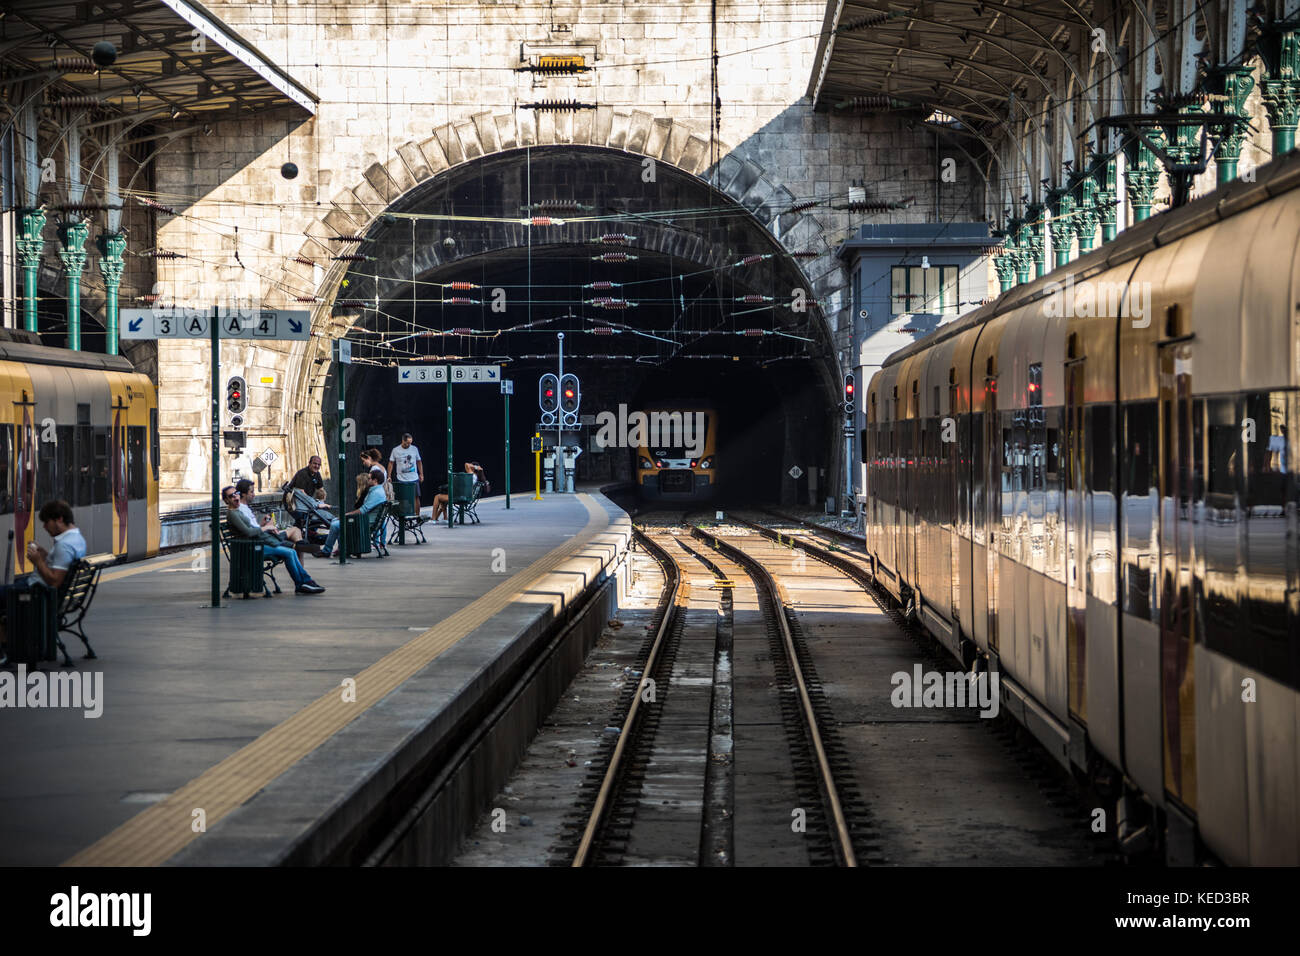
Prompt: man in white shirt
<box><xmin>0</xmin><ymin>500</ymin><xmax>89</xmax><ymax>661</ymax></box>
<box><xmin>235</xmin><ymin>479</ymin><xmax>301</xmax><ymax>543</ymax></box>
<box><xmin>389</xmin><ymin>433</ymin><xmax>425</xmax><ymax>516</ymax></box>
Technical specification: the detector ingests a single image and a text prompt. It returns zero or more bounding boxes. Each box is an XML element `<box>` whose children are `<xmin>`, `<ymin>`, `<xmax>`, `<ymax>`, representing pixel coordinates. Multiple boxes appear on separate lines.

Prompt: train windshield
<box><xmin>648</xmin><ymin>413</ymin><xmax>709</xmax><ymax>459</ymax></box>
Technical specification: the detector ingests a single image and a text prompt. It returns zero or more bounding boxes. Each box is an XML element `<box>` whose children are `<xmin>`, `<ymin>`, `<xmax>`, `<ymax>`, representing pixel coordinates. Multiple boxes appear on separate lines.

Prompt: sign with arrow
<box><xmin>398</xmin><ymin>364</ymin><xmax>501</xmax><ymax>384</ymax></box>
<box><xmin>120</xmin><ymin>308</ymin><xmax>310</xmax><ymax>340</ymax></box>
<box><xmin>398</xmin><ymin>365</ymin><xmax>446</xmax><ymax>384</ymax></box>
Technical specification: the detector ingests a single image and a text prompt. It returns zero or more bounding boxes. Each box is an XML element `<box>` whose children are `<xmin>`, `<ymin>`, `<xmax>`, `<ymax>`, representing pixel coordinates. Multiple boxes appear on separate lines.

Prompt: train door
<box><xmin>110</xmin><ymin>387</ymin><xmax>129</xmax><ymax>558</ymax></box>
<box><xmin>983</xmin><ymin>372</ymin><xmax>1000</xmax><ymax>651</ymax></box>
<box><xmin>1065</xmin><ymin>357</ymin><xmax>1087</xmax><ymax>720</ymax></box>
<box><xmin>11</xmin><ymin>387</ymin><xmax>36</xmax><ymax>575</ymax></box>
<box><xmin>949</xmin><ymin>376</ymin><xmax>961</xmax><ymax>626</ymax></box>
<box><xmin>1158</xmin><ymin>339</ymin><xmax>1196</xmax><ymax>810</ymax></box>
<box><xmin>124</xmin><ymin>381</ymin><xmax>148</xmax><ymax>561</ymax></box>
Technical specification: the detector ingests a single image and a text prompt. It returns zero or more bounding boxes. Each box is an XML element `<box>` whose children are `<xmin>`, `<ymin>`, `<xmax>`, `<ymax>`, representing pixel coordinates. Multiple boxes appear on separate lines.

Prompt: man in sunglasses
<box><xmin>223</xmin><ymin>486</ymin><xmax>325</xmax><ymax>595</ymax></box>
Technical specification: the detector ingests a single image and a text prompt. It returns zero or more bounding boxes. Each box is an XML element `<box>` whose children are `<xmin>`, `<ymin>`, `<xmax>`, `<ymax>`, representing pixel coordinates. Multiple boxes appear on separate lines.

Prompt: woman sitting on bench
<box><xmin>432</xmin><ymin>461</ymin><xmax>483</xmax><ymax>522</ymax></box>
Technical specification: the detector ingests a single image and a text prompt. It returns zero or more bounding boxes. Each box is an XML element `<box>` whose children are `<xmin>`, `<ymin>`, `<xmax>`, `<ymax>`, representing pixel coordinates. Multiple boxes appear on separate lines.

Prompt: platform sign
<box><xmin>398</xmin><ymin>364</ymin><xmax>501</xmax><ymax>384</ymax></box>
<box><xmin>450</xmin><ymin>364</ymin><xmax>500</xmax><ymax>383</ymax></box>
<box><xmin>398</xmin><ymin>365</ymin><xmax>446</xmax><ymax>383</ymax></box>
<box><xmin>501</xmin><ymin>379</ymin><xmax>513</xmax><ymax>395</ymax></box>
<box><xmin>121</xmin><ymin>308</ymin><xmax>310</xmax><ymax>340</ymax></box>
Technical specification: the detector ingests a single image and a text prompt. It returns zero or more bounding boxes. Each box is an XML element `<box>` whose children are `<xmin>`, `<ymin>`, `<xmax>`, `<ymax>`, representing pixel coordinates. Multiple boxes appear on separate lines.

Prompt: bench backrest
<box><xmin>58</xmin><ymin>553</ymin><xmax>113</xmax><ymax>615</ymax></box>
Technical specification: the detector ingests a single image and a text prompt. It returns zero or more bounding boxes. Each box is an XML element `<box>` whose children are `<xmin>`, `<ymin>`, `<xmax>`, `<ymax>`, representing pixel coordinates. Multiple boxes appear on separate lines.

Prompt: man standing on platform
<box><xmin>389</xmin><ymin>432</ymin><xmax>425</xmax><ymax>517</ymax></box>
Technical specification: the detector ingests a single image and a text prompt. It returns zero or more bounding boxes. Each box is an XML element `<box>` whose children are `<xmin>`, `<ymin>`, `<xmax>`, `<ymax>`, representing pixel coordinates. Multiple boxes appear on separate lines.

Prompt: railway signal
<box><xmin>842</xmin><ymin>372</ymin><xmax>855</xmax><ymax>415</ymax></box>
<box><xmin>226</xmin><ymin>375</ymin><xmax>247</xmax><ymax>427</ymax></box>
<box><xmin>559</xmin><ymin>373</ymin><xmax>580</xmax><ymax>426</ymax></box>
<box><xmin>539</xmin><ymin>372</ymin><xmax>559</xmax><ymax>424</ymax></box>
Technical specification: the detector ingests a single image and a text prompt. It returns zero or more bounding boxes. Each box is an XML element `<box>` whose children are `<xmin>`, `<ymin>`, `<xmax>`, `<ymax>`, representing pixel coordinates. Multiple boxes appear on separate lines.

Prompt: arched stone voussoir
<box><xmin>288</xmin><ymin>109</ymin><xmax>836</xmax><ymax>344</ymax></box>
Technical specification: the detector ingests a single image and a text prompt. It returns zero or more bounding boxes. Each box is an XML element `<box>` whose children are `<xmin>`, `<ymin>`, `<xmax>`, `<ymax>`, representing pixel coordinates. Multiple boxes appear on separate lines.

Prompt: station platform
<box><xmin>0</xmin><ymin>491</ymin><xmax>631</xmax><ymax>866</ymax></box>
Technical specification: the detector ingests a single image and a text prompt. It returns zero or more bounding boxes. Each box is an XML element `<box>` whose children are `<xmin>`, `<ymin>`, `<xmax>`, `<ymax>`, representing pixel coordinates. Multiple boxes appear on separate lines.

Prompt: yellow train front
<box><xmin>635</xmin><ymin>407</ymin><xmax>718</xmax><ymax>503</ymax></box>
<box><xmin>0</xmin><ymin>336</ymin><xmax>160</xmax><ymax>574</ymax></box>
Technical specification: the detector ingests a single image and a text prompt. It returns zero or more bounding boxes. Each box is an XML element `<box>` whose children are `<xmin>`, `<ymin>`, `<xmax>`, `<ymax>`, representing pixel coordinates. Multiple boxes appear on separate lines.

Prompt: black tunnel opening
<box><xmin>324</xmin><ymin>146</ymin><xmax>841</xmax><ymax>507</ymax></box>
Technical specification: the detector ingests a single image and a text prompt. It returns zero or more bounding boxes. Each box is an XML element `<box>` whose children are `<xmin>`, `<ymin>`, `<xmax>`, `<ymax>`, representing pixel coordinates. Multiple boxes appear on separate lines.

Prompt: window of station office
<box><xmin>890</xmin><ymin>264</ymin><xmax>959</xmax><ymax>315</ymax></box>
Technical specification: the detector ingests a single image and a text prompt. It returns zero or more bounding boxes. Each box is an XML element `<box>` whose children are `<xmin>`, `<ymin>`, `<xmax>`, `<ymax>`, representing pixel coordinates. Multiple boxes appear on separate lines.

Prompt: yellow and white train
<box><xmin>0</xmin><ymin>334</ymin><xmax>159</xmax><ymax>575</ymax></box>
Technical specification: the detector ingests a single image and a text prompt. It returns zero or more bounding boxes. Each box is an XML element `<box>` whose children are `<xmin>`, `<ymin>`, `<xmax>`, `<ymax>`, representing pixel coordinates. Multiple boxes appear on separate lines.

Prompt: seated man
<box><xmin>318</xmin><ymin>471</ymin><xmax>386</xmax><ymax>559</ymax></box>
<box><xmin>0</xmin><ymin>500</ymin><xmax>87</xmax><ymax>659</ymax></box>
<box><xmin>287</xmin><ymin>455</ymin><xmax>327</xmax><ymax>503</ymax></box>
<box><xmin>236</xmin><ymin>478</ymin><xmax>302</xmax><ymax>544</ymax></box>
<box><xmin>224</xmin><ymin>486</ymin><xmax>325</xmax><ymax>595</ymax></box>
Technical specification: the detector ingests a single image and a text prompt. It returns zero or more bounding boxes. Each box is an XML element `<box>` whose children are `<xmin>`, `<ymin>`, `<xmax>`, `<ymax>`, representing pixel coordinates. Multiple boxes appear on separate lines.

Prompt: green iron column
<box><xmin>1206</xmin><ymin>66</ymin><xmax>1256</xmax><ymax>184</ymax></box>
<box><xmin>17</xmin><ymin>208</ymin><xmax>46</xmax><ymax>332</ymax></box>
<box><xmin>57</xmin><ymin>219</ymin><xmax>90</xmax><ymax>350</ymax></box>
<box><xmin>1260</xmin><ymin>27</ymin><xmax>1300</xmax><ymax>157</ymax></box>
<box><xmin>1123</xmin><ymin>137</ymin><xmax>1162</xmax><ymax>223</ymax></box>
<box><xmin>1096</xmin><ymin>160</ymin><xmax>1119</xmax><ymax>243</ymax></box>
<box><xmin>96</xmin><ymin>232</ymin><xmax>126</xmax><ymax>356</ymax></box>
<box><xmin>1072</xmin><ymin>172</ymin><xmax>1100</xmax><ymax>254</ymax></box>
<box><xmin>1026</xmin><ymin>205</ymin><xmax>1047</xmax><ymax>277</ymax></box>
<box><xmin>1048</xmin><ymin>188</ymin><xmax>1075</xmax><ymax>268</ymax></box>
<box><xmin>992</xmin><ymin>241</ymin><xmax>1016</xmax><ymax>293</ymax></box>
<box><xmin>1012</xmin><ymin>220</ymin><xmax>1033</xmax><ymax>285</ymax></box>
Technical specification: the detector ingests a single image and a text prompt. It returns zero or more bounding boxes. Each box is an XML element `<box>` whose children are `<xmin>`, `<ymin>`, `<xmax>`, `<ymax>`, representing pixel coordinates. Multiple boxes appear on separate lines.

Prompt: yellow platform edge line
<box><xmin>65</xmin><ymin>495</ymin><xmax>617</xmax><ymax>867</ymax></box>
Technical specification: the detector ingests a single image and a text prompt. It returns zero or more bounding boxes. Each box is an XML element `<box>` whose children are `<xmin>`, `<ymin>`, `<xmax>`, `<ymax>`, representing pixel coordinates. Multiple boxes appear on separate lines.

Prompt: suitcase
<box><xmin>6</xmin><ymin>582</ymin><xmax>58</xmax><ymax>665</ymax></box>
<box><xmin>226</xmin><ymin>538</ymin><xmax>266</xmax><ymax>598</ymax></box>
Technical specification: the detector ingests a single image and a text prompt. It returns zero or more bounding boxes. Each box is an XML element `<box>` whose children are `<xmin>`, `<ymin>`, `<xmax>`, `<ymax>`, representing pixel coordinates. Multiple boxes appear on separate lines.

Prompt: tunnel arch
<box><xmin>277</xmin><ymin>111</ymin><xmax>849</xmax><ymax>499</ymax></box>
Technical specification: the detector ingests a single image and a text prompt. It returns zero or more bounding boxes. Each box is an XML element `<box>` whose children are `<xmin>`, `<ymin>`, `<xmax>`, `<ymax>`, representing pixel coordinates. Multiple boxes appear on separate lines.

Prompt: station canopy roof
<box><xmin>809</xmin><ymin>1</ymin><xmax>1097</xmax><ymax>137</ymax></box>
<box><xmin>0</xmin><ymin>0</ymin><xmax>316</xmax><ymax>120</ymax></box>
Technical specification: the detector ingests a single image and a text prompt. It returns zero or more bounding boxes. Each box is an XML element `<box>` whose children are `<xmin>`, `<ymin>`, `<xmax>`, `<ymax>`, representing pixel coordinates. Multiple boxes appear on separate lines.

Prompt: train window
<box><xmin>75</xmin><ymin>425</ymin><xmax>93</xmax><ymax>507</ymax></box>
<box><xmin>56</xmin><ymin>426</ymin><xmax>74</xmax><ymax>504</ymax></box>
<box><xmin>76</xmin><ymin>403</ymin><xmax>90</xmax><ymax>426</ymax></box>
<box><xmin>1205</xmin><ymin>397</ymin><xmax>1239</xmax><ymax>502</ymax></box>
<box><xmin>1122</xmin><ymin>402</ymin><xmax>1158</xmax><ymax>622</ymax></box>
<box><xmin>128</xmin><ymin>426</ymin><xmax>146</xmax><ymax>500</ymax></box>
<box><xmin>1201</xmin><ymin>397</ymin><xmax>1241</xmax><ymax>658</ymax></box>
<box><xmin>1243</xmin><ymin>391</ymin><xmax>1292</xmax><ymax>679</ymax></box>
<box><xmin>93</xmin><ymin>427</ymin><xmax>110</xmax><ymax>505</ymax></box>
<box><xmin>150</xmin><ymin>408</ymin><xmax>160</xmax><ymax>483</ymax></box>
<box><xmin>0</xmin><ymin>425</ymin><xmax>10</xmax><ymax>515</ymax></box>
<box><xmin>1088</xmin><ymin>405</ymin><xmax>1114</xmax><ymax>492</ymax></box>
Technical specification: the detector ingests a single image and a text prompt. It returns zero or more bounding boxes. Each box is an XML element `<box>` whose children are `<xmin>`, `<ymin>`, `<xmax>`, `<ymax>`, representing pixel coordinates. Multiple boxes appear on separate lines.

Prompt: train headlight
<box><xmin>699</xmin><ymin>457</ymin><xmax>712</xmax><ymax>469</ymax></box>
<box><xmin>638</xmin><ymin>456</ymin><xmax>654</xmax><ymax>469</ymax></box>
<box><xmin>655</xmin><ymin>459</ymin><xmax>665</xmax><ymax>469</ymax></box>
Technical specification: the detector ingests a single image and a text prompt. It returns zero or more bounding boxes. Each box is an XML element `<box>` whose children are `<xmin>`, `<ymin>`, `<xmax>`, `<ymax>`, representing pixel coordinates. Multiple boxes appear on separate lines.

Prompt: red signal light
<box><xmin>544</xmin><ymin>388</ymin><xmax>554</xmax><ymax>398</ymax></box>
<box><xmin>564</xmin><ymin>388</ymin><xmax>575</xmax><ymax>399</ymax></box>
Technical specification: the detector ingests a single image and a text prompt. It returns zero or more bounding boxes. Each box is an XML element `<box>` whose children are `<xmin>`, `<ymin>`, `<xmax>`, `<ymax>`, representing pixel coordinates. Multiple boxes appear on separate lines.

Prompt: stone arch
<box><xmin>276</xmin><ymin>109</ymin><xmax>842</xmax><ymax>468</ymax></box>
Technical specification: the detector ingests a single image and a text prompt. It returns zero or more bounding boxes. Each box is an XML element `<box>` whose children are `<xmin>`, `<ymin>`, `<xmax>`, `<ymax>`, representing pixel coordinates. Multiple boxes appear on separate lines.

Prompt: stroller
<box><xmin>287</xmin><ymin>488</ymin><xmax>333</xmax><ymax>547</ymax></box>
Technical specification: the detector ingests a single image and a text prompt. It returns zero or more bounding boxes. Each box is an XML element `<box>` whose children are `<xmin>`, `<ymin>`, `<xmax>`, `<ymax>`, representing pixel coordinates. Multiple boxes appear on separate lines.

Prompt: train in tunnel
<box><xmin>635</xmin><ymin>406</ymin><xmax>718</xmax><ymax>503</ymax></box>
<box><xmin>862</xmin><ymin>150</ymin><xmax>1300</xmax><ymax>866</ymax></box>
<box><xmin>0</xmin><ymin>333</ymin><xmax>160</xmax><ymax>574</ymax></box>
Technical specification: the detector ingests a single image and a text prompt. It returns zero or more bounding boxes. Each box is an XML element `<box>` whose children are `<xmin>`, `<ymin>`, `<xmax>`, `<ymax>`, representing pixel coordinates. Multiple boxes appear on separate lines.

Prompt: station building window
<box><xmin>890</xmin><ymin>265</ymin><xmax>959</xmax><ymax>315</ymax></box>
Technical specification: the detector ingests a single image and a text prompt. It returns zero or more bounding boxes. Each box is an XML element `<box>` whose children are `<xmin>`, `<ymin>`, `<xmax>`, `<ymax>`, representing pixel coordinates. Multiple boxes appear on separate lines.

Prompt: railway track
<box><xmin>559</xmin><ymin>518</ymin><xmax>870</xmax><ymax>866</ymax></box>
<box><xmin>456</xmin><ymin>507</ymin><xmax>1102</xmax><ymax>867</ymax></box>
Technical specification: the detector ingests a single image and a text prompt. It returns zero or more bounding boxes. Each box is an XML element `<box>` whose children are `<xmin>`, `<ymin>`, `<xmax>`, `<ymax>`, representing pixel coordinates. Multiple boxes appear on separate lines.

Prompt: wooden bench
<box><xmin>51</xmin><ymin>552</ymin><xmax>115</xmax><ymax>665</ymax></box>
<box><xmin>218</xmin><ymin>513</ymin><xmax>284</xmax><ymax>598</ymax></box>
